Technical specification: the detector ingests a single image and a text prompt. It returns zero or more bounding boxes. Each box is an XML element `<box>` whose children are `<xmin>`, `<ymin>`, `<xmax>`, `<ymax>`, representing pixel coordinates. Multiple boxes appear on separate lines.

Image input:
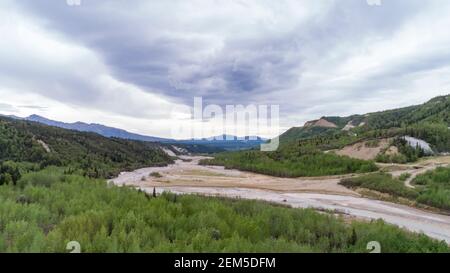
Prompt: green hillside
<box><xmin>280</xmin><ymin>126</ymin><xmax>340</xmax><ymax>143</ymax></box>
<box><xmin>280</xmin><ymin>95</ymin><xmax>450</xmax><ymax>144</ymax></box>
<box><xmin>0</xmin><ymin>117</ymin><xmax>172</xmax><ymax>178</ymax></box>
<box><xmin>364</xmin><ymin>95</ymin><xmax>450</xmax><ymax>129</ymax></box>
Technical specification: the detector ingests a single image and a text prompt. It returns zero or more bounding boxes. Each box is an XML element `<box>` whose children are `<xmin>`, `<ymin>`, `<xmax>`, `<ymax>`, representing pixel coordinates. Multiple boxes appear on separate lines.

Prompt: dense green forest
<box><xmin>375</xmin><ymin>137</ymin><xmax>426</xmax><ymax>164</ymax></box>
<box><xmin>200</xmin><ymin>149</ymin><xmax>377</xmax><ymax>177</ymax></box>
<box><xmin>364</xmin><ymin>95</ymin><xmax>450</xmax><ymax>129</ymax></box>
<box><xmin>0</xmin><ymin>167</ymin><xmax>447</xmax><ymax>253</ymax></box>
<box><xmin>340</xmin><ymin>167</ymin><xmax>450</xmax><ymax>211</ymax></box>
<box><xmin>0</xmin><ymin>117</ymin><xmax>172</xmax><ymax>178</ymax></box>
<box><xmin>361</xmin><ymin>123</ymin><xmax>450</xmax><ymax>154</ymax></box>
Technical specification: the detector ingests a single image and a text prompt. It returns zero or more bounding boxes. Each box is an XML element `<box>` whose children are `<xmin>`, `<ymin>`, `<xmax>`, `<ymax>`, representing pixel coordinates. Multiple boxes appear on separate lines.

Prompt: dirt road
<box><xmin>110</xmin><ymin>156</ymin><xmax>450</xmax><ymax>243</ymax></box>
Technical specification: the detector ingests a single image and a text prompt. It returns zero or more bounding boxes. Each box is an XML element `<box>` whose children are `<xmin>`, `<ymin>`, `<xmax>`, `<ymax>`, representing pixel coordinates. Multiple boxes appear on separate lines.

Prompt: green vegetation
<box><xmin>365</xmin><ymin>139</ymin><xmax>380</xmax><ymax>148</ymax></box>
<box><xmin>295</xmin><ymin>132</ymin><xmax>360</xmax><ymax>151</ymax></box>
<box><xmin>279</xmin><ymin>126</ymin><xmax>340</xmax><ymax>144</ymax></box>
<box><xmin>279</xmin><ymin>115</ymin><xmax>365</xmax><ymax>144</ymax></box>
<box><xmin>201</xmin><ymin>134</ymin><xmax>378</xmax><ymax>178</ymax></box>
<box><xmin>399</xmin><ymin>173</ymin><xmax>412</xmax><ymax>182</ymax></box>
<box><xmin>0</xmin><ymin>167</ymin><xmax>447</xmax><ymax>253</ymax></box>
<box><xmin>375</xmin><ymin>154</ymin><xmax>410</xmax><ymax>164</ymax></box>
<box><xmin>341</xmin><ymin>167</ymin><xmax>450</xmax><ymax>211</ymax></box>
<box><xmin>278</xmin><ymin>95</ymin><xmax>450</xmax><ymax>154</ymax></box>
<box><xmin>0</xmin><ymin>117</ymin><xmax>172</xmax><ymax>178</ymax></box>
<box><xmin>209</xmin><ymin>96</ymin><xmax>450</xmax><ymax>178</ymax></box>
<box><xmin>340</xmin><ymin>173</ymin><xmax>419</xmax><ymax>200</ymax></box>
<box><xmin>201</xmin><ymin>149</ymin><xmax>377</xmax><ymax>177</ymax></box>
<box><xmin>150</xmin><ymin>172</ymin><xmax>163</xmax><ymax>178</ymax></box>
<box><xmin>375</xmin><ymin>137</ymin><xmax>425</xmax><ymax>164</ymax></box>
<box><xmin>364</xmin><ymin>123</ymin><xmax>450</xmax><ymax>154</ymax></box>
<box><xmin>413</xmin><ymin>167</ymin><xmax>450</xmax><ymax>210</ymax></box>
<box><xmin>401</xmin><ymin>123</ymin><xmax>450</xmax><ymax>153</ymax></box>
<box><xmin>364</xmin><ymin>95</ymin><xmax>450</xmax><ymax>130</ymax></box>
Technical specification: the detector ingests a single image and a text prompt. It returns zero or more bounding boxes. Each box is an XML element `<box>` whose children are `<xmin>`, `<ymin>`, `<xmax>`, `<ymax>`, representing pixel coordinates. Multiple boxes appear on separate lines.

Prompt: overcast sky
<box><xmin>1</xmin><ymin>0</ymin><xmax>450</xmax><ymax>138</ymax></box>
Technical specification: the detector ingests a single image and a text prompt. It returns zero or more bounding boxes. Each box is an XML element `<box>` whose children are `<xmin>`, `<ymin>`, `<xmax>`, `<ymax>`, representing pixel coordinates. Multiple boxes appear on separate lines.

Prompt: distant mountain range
<box><xmin>2</xmin><ymin>114</ymin><xmax>266</xmax><ymax>151</ymax></box>
<box><xmin>23</xmin><ymin>114</ymin><xmax>170</xmax><ymax>142</ymax></box>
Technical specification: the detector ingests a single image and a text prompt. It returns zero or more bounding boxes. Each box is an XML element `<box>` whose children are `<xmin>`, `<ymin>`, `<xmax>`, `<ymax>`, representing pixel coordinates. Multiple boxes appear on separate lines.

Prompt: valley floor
<box><xmin>110</xmin><ymin>156</ymin><xmax>450</xmax><ymax>243</ymax></box>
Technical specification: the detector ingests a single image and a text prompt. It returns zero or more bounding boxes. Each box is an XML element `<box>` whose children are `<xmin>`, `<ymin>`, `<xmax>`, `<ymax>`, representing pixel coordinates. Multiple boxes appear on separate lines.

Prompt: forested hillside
<box><xmin>279</xmin><ymin>126</ymin><xmax>339</xmax><ymax>144</ymax></box>
<box><xmin>364</xmin><ymin>95</ymin><xmax>450</xmax><ymax>129</ymax></box>
<box><xmin>279</xmin><ymin>95</ymin><xmax>450</xmax><ymax>147</ymax></box>
<box><xmin>0</xmin><ymin>117</ymin><xmax>172</xmax><ymax>178</ymax></box>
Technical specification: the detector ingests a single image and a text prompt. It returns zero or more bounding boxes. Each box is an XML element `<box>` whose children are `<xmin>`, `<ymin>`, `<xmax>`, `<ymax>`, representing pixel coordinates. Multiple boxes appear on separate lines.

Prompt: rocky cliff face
<box><xmin>304</xmin><ymin>118</ymin><xmax>338</xmax><ymax>128</ymax></box>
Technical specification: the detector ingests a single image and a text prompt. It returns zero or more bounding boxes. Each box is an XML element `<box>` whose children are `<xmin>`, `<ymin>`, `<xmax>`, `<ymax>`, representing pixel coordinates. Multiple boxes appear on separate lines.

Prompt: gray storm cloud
<box><xmin>1</xmin><ymin>0</ymin><xmax>450</xmax><ymax>136</ymax></box>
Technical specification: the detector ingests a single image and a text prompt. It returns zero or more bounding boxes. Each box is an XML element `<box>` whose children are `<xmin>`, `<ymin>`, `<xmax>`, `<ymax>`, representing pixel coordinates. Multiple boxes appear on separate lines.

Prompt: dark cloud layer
<box><xmin>1</xmin><ymin>0</ymin><xmax>450</xmax><ymax>136</ymax></box>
